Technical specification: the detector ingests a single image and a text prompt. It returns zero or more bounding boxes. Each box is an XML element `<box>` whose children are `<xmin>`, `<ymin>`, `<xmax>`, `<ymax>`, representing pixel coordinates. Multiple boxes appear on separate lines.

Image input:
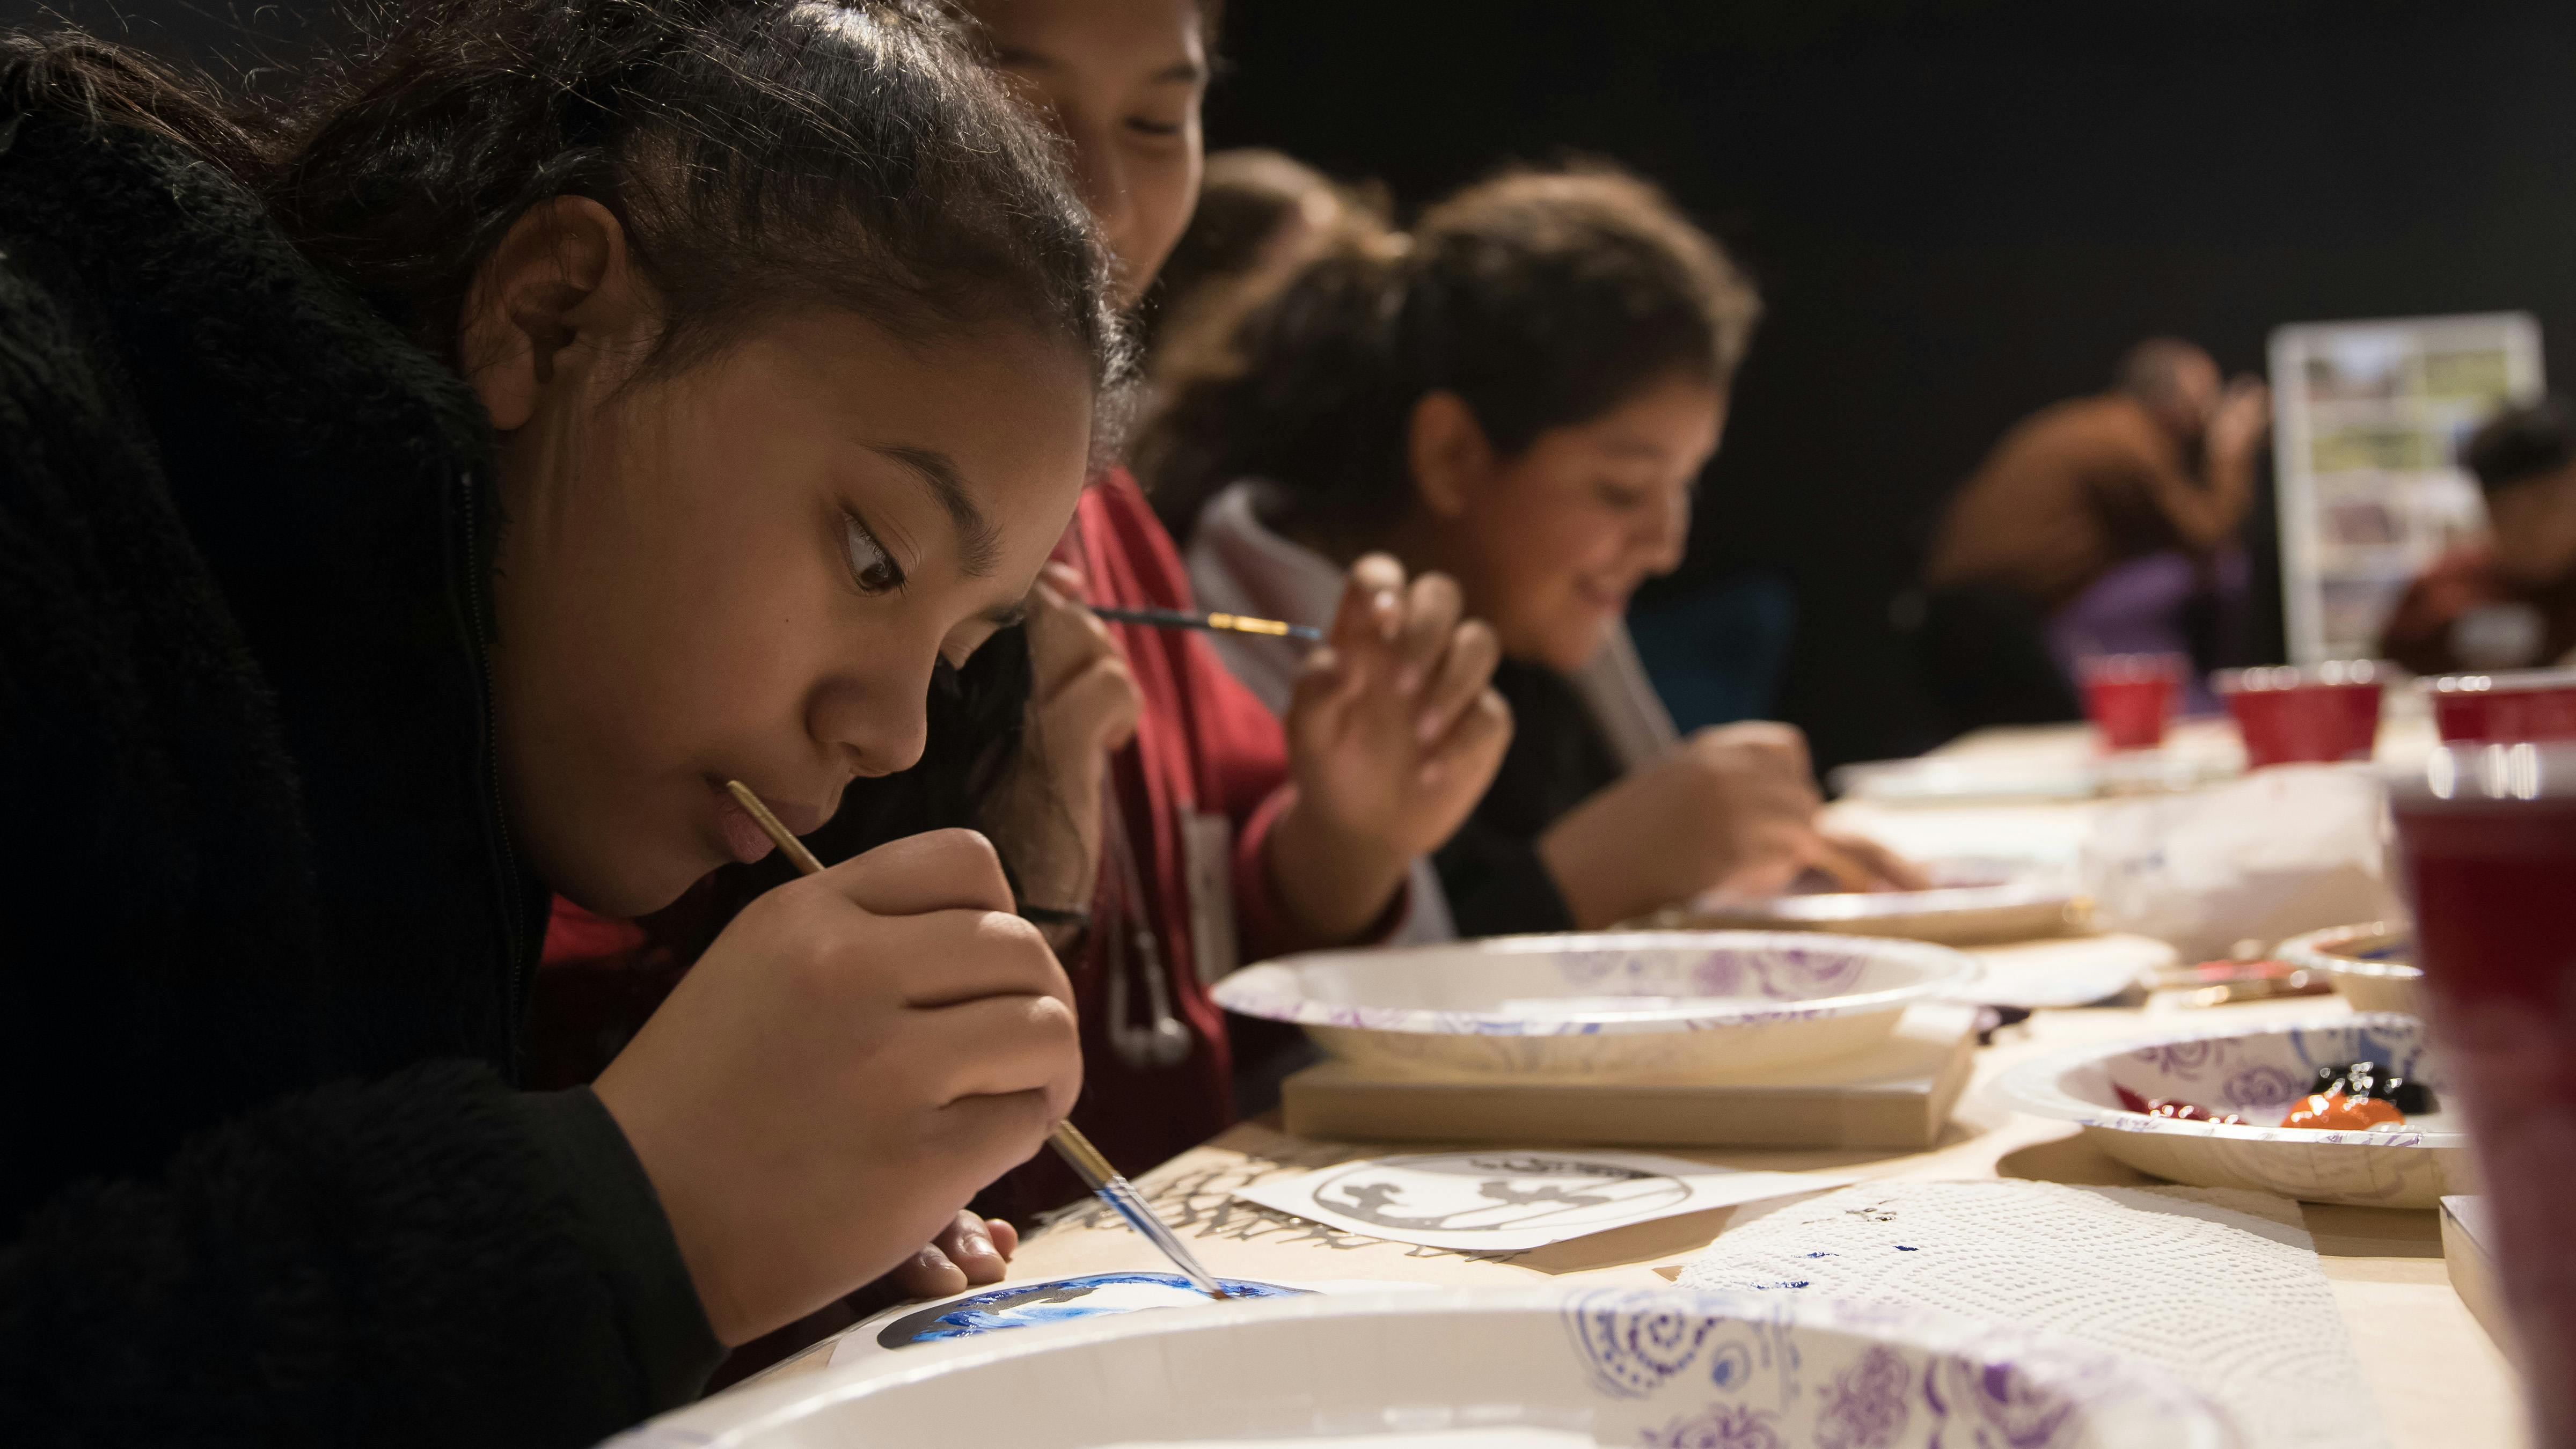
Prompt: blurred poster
<box><xmin>2270</xmin><ymin>313</ymin><xmax>2543</xmax><ymax>665</ymax></box>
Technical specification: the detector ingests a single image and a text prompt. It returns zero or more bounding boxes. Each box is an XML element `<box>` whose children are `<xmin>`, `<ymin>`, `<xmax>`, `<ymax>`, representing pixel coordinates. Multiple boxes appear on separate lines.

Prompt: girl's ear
<box><xmin>457</xmin><ymin>196</ymin><xmax>642</xmax><ymax>432</ymax></box>
<box><xmin>1407</xmin><ymin>390</ymin><xmax>1495</xmax><ymax>520</ymax></box>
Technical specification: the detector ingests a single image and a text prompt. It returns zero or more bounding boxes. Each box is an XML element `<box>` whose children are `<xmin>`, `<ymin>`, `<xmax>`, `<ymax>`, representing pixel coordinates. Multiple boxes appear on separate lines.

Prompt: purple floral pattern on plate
<box><xmin>1817</xmin><ymin>1345</ymin><xmax>1911</xmax><ymax>1449</ymax></box>
<box><xmin>1555</xmin><ymin>1289</ymin><xmax>2230</xmax><ymax>1449</ymax></box>
<box><xmin>1643</xmin><ymin>1403</ymin><xmax>1786</xmax><ymax>1449</ymax></box>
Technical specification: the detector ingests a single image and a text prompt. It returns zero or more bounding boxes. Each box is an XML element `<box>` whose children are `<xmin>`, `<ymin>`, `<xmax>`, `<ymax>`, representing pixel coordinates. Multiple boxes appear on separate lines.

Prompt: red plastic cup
<box><xmin>2423</xmin><ymin>667</ymin><xmax>2576</xmax><ymax>744</ymax></box>
<box><xmin>2077</xmin><ymin>653</ymin><xmax>2184</xmax><ymax>751</ymax></box>
<box><xmin>2390</xmin><ymin>743</ymin><xmax>2576</xmax><ymax>1447</ymax></box>
<box><xmin>2214</xmin><ymin>660</ymin><xmax>2385</xmax><ymax>768</ymax></box>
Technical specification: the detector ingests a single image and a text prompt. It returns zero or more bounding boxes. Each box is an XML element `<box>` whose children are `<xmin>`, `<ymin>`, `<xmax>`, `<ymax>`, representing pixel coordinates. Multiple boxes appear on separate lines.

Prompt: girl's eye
<box><xmin>1128</xmin><ymin>116</ymin><xmax>1185</xmax><ymax>138</ymax></box>
<box><xmin>1596</xmin><ymin>482</ymin><xmax>1650</xmax><ymax>510</ymax></box>
<box><xmin>843</xmin><ymin>514</ymin><xmax>905</xmax><ymax>595</ymax></box>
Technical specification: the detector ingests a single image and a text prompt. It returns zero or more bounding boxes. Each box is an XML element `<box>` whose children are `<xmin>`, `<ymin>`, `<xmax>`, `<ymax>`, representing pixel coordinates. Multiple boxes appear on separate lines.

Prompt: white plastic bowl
<box><xmin>1211</xmin><ymin>932</ymin><xmax>1979</xmax><ymax>1080</ymax></box>
<box><xmin>2275</xmin><ymin>921</ymin><xmax>2423</xmax><ymax>1016</ymax></box>
<box><xmin>609</xmin><ymin>1287</ymin><xmax>2237</xmax><ymax>1448</ymax></box>
<box><xmin>1995</xmin><ymin>1013</ymin><xmax>2468</xmax><ymax>1208</ymax></box>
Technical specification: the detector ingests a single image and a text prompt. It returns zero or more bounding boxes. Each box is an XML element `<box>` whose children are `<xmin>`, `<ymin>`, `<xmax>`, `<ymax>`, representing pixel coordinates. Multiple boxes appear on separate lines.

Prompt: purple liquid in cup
<box><xmin>2391</xmin><ymin>743</ymin><xmax>2576</xmax><ymax>1446</ymax></box>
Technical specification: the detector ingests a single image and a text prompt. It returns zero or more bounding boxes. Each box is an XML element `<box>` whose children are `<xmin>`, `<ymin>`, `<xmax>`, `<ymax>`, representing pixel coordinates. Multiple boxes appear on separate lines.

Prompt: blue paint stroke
<box><xmin>875</xmin><ymin>1272</ymin><xmax>1309</xmax><ymax>1348</ymax></box>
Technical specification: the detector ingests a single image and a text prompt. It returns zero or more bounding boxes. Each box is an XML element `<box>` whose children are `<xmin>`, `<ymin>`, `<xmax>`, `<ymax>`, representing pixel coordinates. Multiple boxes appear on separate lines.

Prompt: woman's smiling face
<box><xmin>1411</xmin><ymin>373</ymin><xmax>1722</xmax><ymax>675</ymax></box>
<box><xmin>467</xmin><ymin>207</ymin><xmax>1095</xmax><ymax>917</ymax></box>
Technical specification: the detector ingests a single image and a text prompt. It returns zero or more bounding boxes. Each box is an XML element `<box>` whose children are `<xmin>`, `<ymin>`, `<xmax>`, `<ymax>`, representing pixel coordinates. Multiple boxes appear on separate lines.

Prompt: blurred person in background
<box><xmin>1151</xmin><ymin>165</ymin><xmax>1923</xmax><ymax>941</ymax></box>
<box><xmin>1144</xmin><ymin>147</ymin><xmax>1388</xmax><ymax>375</ymax></box>
<box><xmin>1918</xmin><ymin>336</ymin><xmax>2270</xmax><ymax>727</ymax></box>
<box><xmin>2380</xmin><ymin>396</ymin><xmax>2576</xmax><ymax>674</ymax></box>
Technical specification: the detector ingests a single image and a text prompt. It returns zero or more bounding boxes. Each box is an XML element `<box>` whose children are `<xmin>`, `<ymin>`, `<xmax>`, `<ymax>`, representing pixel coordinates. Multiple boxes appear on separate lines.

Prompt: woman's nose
<box><xmin>807</xmin><ymin>665</ymin><xmax>931</xmax><ymax>780</ymax></box>
<box><xmin>1067</xmin><ymin>121</ymin><xmax>1133</xmax><ymax>262</ymax></box>
<box><xmin>1635</xmin><ymin>489</ymin><xmax>1691</xmax><ymax>576</ymax></box>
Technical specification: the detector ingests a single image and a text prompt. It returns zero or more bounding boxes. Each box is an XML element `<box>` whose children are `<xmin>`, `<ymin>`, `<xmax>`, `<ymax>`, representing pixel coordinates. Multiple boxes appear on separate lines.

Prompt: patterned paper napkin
<box><xmin>1679</xmin><ymin>1179</ymin><xmax>2387</xmax><ymax>1449</ymax></box>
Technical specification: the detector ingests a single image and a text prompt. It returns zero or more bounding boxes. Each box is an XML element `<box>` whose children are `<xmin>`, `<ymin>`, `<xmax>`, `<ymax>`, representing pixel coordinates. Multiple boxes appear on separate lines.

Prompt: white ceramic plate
<box><xmin>612</xmin><ymin>1287</ymin><xmax>2237</xmax><ymax>1448</ymax></box>
<box><xmin>1665</xmin><ymin>860</ymin><xmax>2090</xmax><ymax>947</ymax></box>
<box><xmin>2276</xmin><ymin>921</ymin><xmax>2422</xmax><ymax>1016</ymax></box>
<box><xmin>1995</xmin><ymin>1013</ymin><xmax>2468</xmax><ymax>1208</ymax></box>
<box><xmin>1212</xmin><ymin>932</ymin><xmax>1980</xmax><ymax>1080</ymax></box>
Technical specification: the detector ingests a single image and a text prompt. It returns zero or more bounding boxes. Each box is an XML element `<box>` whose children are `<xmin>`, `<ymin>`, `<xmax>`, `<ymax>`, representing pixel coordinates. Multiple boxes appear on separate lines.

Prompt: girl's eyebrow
<box><xmin>866</xmin><ymin>443</ymin><xmax>1002</xmax><ymax>577</ymax></box>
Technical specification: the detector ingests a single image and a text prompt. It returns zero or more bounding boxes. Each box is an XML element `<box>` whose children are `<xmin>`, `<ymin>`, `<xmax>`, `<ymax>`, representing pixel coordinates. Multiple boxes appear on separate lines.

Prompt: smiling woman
<box><xmin>1154</xmin><ymin>165</ymin><xmax>1918</xmax><ymax>936</ymax></box>
<box><xmin>0</xmin><ymin>1</ymin><xmax>1124</xmax><ymax>1443</ymax></box>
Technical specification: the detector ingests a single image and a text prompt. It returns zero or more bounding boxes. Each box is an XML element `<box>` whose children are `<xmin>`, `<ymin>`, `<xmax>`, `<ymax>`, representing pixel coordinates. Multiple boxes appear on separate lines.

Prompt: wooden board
<box><xmin>2442</xmin><ymin>1195</ymin><xmax>2518</xmax><ymax>1365</ymax></box>
<box><xmin>1279</xmin><ymin>1002</ymin><xmax>1979</xmax><ymax>1150</ymax></box>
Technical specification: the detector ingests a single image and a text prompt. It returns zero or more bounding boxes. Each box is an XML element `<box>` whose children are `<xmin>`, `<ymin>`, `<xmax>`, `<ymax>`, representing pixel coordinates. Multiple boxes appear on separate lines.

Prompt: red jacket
<box><xmin>982</xmin><ymin>469</ymin><xmax>1328</xmax><ymax>1217</ymax></box>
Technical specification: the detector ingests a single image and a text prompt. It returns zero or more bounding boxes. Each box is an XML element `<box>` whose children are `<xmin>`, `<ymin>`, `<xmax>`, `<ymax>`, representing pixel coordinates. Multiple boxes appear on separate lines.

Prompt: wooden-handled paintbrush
<box><xmin>721</xmin><ymin>780</ymin><xmax>1231</xmax><ymax>1300</ymax></box>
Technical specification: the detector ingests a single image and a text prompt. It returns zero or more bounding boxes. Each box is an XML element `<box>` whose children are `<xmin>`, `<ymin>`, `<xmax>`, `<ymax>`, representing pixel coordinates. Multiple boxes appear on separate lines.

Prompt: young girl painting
<box><xmin>1</xmin><ymin>1</ymin><xmax>1127</xmax><ymax>1438</ymax></box>
<box><xmin>1149</xmin><ymin>166</ymin><xmax>1926</xmax><ymax>936</ymax></box>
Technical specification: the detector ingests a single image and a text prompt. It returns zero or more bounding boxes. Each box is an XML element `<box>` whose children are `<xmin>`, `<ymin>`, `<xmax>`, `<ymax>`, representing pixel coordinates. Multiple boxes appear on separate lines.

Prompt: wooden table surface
<box><xmin>762</xmin><ymin>722</ymin><xmax>2527</xmax><ymax>1446</ymax></box>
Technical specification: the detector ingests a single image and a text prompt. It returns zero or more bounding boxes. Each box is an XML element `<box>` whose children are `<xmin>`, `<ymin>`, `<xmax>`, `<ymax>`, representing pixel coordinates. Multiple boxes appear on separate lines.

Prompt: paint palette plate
<box><xmin>1994</xmin><ymin>1013</ymin><xmax>2469</xmax><ymax>1208</ymax></box>
<box><xmin>614</xmin><ymin>1286</ymin><xmax>2238</xmax><ymax>1447</ymax></box>
<box><xmin>2276</xmin><ymin>921</ymin><xmax>2422</xmax><ymax>1016</ymax></box>
<box><xmin>1212</xmin><ymin>932</ymin><xmax>1979</xmax><ymax>1080</ymax></box>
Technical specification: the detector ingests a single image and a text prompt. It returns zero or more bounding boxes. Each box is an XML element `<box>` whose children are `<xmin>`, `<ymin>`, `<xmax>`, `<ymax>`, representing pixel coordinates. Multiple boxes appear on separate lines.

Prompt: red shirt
<box><xmin>982</xmin><ymin>469</ymin><xmax>1321</xmax><ymax>1218</ymax></box>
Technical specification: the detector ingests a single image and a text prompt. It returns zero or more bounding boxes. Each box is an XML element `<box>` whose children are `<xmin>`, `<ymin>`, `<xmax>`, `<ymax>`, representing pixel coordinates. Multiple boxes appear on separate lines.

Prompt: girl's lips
<box><xmin>713</xmin><ymin>789</ymin><xmax>778</xmax><ymax>865</ymax></box>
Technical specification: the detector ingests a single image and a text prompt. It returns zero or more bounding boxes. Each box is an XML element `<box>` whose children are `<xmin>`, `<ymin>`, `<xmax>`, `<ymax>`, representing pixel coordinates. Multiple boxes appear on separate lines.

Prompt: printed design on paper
<box><xmin>1308</xmin><ymin>1153</ymin><xmax>1689</xmax><ymax>1234</ymax></box>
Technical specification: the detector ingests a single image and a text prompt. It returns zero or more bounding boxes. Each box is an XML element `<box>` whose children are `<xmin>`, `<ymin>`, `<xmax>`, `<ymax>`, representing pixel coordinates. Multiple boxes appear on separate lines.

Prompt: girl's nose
<box><xmin>808</xmin><ymin>661</ymin><xmax>932</xmax><ymax>780</ymax></box>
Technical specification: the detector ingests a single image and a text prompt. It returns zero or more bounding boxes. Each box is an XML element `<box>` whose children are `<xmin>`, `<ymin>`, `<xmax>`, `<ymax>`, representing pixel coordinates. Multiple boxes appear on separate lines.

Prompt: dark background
<box><xmin>16</xmin><ymin>0</ymin><xmax>2576</xmax><ymax>768</ymax></box>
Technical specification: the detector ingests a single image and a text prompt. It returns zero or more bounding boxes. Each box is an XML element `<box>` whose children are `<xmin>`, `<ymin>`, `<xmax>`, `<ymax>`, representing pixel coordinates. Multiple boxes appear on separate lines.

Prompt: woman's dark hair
<box><xmin>6</xmin><ymin>1</ymin><xmax>1127</xmax><ymax>397</ymax></box>
<box><xmin>1144</xmin><ymin>147</ymin><xmax>1387</xmax><ymax>363</ymax></box>
<box><xmin>1140</xmin><ymin>163</ymin><xmax>1760</xmax><ymax>542</ymax></box>
<box><xmin>4</xmin><ymin>3</ymin><xmax>1123</xmax><ymax>880</ymax></box>
<box><xmin>2463</xmin><ymin>395</ymin><xmax>2576</xmax><ymax>496</ymax></box>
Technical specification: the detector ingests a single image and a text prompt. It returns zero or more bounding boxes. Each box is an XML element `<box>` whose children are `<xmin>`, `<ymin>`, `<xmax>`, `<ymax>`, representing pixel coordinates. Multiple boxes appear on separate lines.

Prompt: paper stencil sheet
<box><xmin>1232</xmin><ymin>1149</ymin><xmax>1849</xmax><ymax>1253</ymax></box>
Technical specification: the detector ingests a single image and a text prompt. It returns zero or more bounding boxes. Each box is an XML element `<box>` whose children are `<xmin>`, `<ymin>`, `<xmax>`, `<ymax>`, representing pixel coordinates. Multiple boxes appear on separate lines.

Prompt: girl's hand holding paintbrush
<box><xmin>1268</xmin><ymin>553</ymin><xmax>1513</xmax><ymax>945</ymax></box>
<box><xmin>592</xmin><ymin>828</ymin><xmax>1081</xmax><ymax>1347</ymax></box>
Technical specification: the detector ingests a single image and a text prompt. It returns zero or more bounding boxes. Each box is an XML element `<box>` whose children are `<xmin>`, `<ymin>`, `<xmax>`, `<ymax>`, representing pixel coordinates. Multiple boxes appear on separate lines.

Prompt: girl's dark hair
<box><xmin>5</xmin><ymin>3</ymin><xmax>1123</xmax><ymax>881</ymax></box>
<box><xmin>6</xmin><ymin>1</ymin><xmax>1126</xmax><ymax>394</ymax></box>
<box><xmin>1140</xmin><ymin>163</ymin><xmax>1760</xmax><ymax>542</ymax></box>
<box><xmin>2463</xmin><ymin>394</ymin><xmax>2576</xmax><ymax>496</ymax></box>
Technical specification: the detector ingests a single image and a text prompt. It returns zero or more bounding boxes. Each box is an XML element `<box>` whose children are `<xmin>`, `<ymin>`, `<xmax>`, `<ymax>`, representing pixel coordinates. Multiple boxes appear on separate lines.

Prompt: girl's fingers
<box><xmin>1821</xmin><ymin>832</ymin><xmax>1931</xmax><ymax>891</ymax></box>
<box><xmin>1419</xmin><ymin>686</ymin><xmax>1513</xmax><ymax>788</ymax></box>
<box><xmin>1328</xmin><ymin>554</ymin><xmax>1409</xmax><ymax>658</ymax></box>
<box><xmin>1799</xmin><ymin>833</ymin><xmax>1884</xmax><ymax>894</ymax></box>
<box><xmin>986</xmin><ymin>1217</ymin><xmax>1020</xmax><ymax>1260</ymax></box>
<box><xmin>1414</xmin><ymin>619</ymin><xmax>1501</xmax><ymax>745</ymax></box>
<box><xmin>892</xmin><ymin>1240</ymin><xmax>969</xmax><ymax>1299</ymax></box>
<box><xmin>1391</xmin><ymin>572</ymin><xmax>1463</xmax><ymax>696</ymax></box>
<box><xmin>1285</xmin><ymin>643</ymin><xmax>1365</xmax><ymax>754</ymax></box>
<box><xmin>937</xmin><ymin>1209</ymin><xmax>1008</xmax><ymax>1285</ymax></box>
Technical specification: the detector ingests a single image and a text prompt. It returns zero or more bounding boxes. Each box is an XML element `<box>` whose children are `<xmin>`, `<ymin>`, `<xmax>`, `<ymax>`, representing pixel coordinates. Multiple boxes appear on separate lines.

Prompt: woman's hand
<box><xmin>888</xmin><ymin>1211</ymin><xmax>1022</xmax><ymax>1299</ymax></box>
<box><xmin>983</xmin><ymin>561</ymin><xmax>1141</xmax><ymax>934</ymax></box>
<box><xmin>593</xmin><ymin>829</ymin><xmax>1080</xmax><ymax>1346</ymax></box>
<box><xmin>1270</xmin><ymin>554</ymin><xmax>1512</xmax><ymax>945</ymax></box>
<box><xmin>1538</xmin><ymin>721</ymin><xmax>1901</xmax><ymax>928</ymax></box>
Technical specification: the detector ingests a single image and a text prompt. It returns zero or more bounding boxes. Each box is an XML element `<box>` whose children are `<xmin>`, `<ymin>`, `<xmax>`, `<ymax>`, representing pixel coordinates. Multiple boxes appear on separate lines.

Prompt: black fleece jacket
<box><xmin>0</xmin><ymin>112</ymin><xmax>721</xmax><ymax>1444</ymax></box>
